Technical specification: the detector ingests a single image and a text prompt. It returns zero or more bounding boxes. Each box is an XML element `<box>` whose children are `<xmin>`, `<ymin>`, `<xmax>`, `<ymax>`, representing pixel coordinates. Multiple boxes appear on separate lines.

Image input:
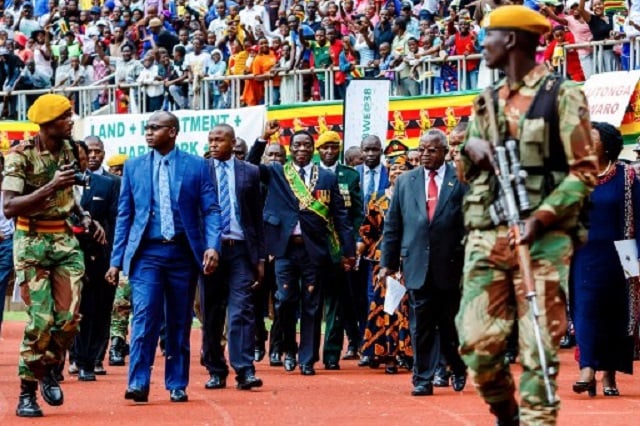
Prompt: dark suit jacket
<box><xmin>380</xmin><ymin>163</ymin><xmax>466</xmax><ymax>291</ymax></box>
<box><xmin>110</xmin><ymin>148</ymin><xmax>222</xmax><ymax>275</ymax></box>
<box><xmin>207</xmin><ymin>157</ymin><xmax>265</xmax><ymax>265</ymax></box>
<box><xmin>248</xmin><ymin>140</ymin><xmax>355</xmax><ymax>264</ymax></box>
<box><xmin>81</xmin><ymin>172</ymin><xmax>119</xmax><ymax>255</ymax></box>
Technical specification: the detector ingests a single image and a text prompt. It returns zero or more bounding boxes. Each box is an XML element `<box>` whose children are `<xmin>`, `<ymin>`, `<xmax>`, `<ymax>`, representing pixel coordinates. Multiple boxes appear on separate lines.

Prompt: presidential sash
<box><xmin>283</xmin><ymin>162</ymin><xmax>341</xmax><ymax>260</ymax></box>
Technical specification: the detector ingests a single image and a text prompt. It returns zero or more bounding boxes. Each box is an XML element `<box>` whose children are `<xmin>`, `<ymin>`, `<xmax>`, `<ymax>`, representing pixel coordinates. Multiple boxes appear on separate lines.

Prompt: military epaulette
<box><xmin>337</xmin><ymin>163</ymin><xmax>358</xmax><ymax>175</ymax></box>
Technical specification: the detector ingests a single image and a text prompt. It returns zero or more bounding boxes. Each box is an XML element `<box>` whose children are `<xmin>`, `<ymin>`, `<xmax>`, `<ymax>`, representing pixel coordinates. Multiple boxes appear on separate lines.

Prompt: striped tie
<box><xmin>219</xmin><ymin>161</ymin><xmax>231</xmax><ymax>234</ymax></box>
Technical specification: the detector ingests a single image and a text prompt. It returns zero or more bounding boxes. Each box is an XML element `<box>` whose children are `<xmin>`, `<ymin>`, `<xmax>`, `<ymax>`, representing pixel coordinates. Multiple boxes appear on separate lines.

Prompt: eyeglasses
<box><xmin>144</xmin><ymin>124</ymin><xmax>173</xmax><ymax>131</ymax></box>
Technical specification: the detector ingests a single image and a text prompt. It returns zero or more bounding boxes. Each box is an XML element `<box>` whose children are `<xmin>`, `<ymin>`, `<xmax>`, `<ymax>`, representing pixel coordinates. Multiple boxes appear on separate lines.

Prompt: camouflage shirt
<box><xmin>461</xmin><ymin>63</ymin><xmax>598</xmax><ymax>230</ymax></box>
<box><xmin>2</xmin><ymin>137</ymin><xmax>76</xmax><ymax>220</ymax></box>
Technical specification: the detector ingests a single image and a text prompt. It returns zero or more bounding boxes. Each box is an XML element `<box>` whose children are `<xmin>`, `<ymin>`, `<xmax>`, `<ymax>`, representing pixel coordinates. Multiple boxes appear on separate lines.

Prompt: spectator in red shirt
<box><xmin>544</xmin><ymin>25</ymin><xmax>586</xmax><ymax>81</ymax></box>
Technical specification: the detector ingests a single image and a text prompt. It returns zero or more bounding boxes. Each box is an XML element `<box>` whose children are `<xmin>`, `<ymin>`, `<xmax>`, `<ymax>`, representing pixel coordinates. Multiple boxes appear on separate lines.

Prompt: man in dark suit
<box><xmin>72</xmin><ymin>141</ymin><xmax>119</xmax><ymax>381</ymax></box>
<box><xmin>201</xmin><ymin>124</ymin><xmax>265</xmax><ymax>391</ymax></box>
<box><xmin>84</xmin><ymin>135</ymin><xmax>126</xmax><ymax>373</ymax></box>
<box><xmin>354</xmin><ymin>134</ymin><xmax>389</xmax><ymax>365</ymax></box>
<box><xmin>316</xmin><ymin>131</ymin><xmax>364</xmax><ymax>369</ymax></box>
<box><xmin>247</xmin><ymin>121</ymin><xmax>356</xmax><ymax>375</ymax></box>
<box><xmin>105</xmin><ymin>111</ymin><xmax>221</xmax><ymax>403</ymax></box>
<box><xmin>379</xmin><ymin>129</ymin><xmax>467</xmax><ymax>396</ymax></box>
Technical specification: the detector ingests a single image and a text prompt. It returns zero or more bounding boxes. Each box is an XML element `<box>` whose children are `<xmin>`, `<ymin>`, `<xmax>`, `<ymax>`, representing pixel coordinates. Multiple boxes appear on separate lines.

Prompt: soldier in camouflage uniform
<box><xmin>455</xmin><ymin>7</ymin><xmax>598</xmax><ymax>425</ymax></box>
<box><xmin>109</xmin><ymin>275</ymin><xmax>131</xmax><ymax>365</ymax></box>
<box><xmin>2</xmin><ymin>94</ymin><xmax>101</xmax><ymax>417</ymax></box>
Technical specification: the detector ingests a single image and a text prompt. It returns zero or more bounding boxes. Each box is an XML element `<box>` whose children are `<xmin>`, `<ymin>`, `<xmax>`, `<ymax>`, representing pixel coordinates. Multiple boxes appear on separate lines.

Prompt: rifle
<box><xmin>484</xmin><ymin>91</ymin><xmax>556</xmax><ymax>405</ymax></box>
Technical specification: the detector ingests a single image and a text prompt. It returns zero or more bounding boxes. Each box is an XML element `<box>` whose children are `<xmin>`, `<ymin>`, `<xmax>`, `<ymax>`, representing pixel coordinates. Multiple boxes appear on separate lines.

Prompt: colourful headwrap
<box><xmin>106</xmin><ymin>153</ymin><xmax>129</xmax><ymax>167</ymax></box>
<box><xmin>27</xmin><ymin>94</ymin><xmax>72</xmax><ymax>125</ymax></box>
<box><xmin>316</xmin><ymin>131</ymin><xmax>341</xmax><ymax>147</ymax></box>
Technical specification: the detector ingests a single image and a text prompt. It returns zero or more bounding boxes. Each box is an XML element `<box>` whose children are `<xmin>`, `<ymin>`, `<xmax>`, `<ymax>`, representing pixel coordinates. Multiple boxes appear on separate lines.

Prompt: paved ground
<box><xmin>0</xmin><ymin>320</ymin><xmax>639</xmax><ymax>425</ymax></box>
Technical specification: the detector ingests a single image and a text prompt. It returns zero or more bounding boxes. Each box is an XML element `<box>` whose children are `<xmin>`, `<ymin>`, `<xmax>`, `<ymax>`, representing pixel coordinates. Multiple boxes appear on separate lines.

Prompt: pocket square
<box><xmin>92</xmin><ymin>196</ymin><xmax>105</xmax><ymax>200</ymax></box>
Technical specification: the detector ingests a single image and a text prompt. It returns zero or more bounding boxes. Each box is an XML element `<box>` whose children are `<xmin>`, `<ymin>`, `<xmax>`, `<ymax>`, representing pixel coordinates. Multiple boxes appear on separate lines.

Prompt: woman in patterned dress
<box><xmin>359</xmin><ymin>147</ymin><xmax>413</xmax><ymax>374</ymax></box>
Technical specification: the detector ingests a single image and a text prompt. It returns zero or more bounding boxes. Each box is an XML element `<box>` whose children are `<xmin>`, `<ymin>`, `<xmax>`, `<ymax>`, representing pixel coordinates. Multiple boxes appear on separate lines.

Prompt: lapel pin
<box><xmin>448</xmin><ymin>181</ymin><xmax>454</xmax><ymax>187</ymax></box>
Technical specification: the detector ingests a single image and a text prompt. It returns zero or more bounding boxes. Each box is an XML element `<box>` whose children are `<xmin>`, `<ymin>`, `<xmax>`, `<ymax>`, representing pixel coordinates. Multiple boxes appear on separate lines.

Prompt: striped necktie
<box><xmin>219</xmin><ymin>161</ymin><xmax>231</xmax><ymax>234</ymax></box>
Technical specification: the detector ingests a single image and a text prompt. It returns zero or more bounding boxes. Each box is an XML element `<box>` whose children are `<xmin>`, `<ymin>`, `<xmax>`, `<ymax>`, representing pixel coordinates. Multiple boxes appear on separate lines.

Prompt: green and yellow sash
<box><xmin>283</xmin><ymin>162</ymin><xmax>342</xmax><ymax>261</ymax></box>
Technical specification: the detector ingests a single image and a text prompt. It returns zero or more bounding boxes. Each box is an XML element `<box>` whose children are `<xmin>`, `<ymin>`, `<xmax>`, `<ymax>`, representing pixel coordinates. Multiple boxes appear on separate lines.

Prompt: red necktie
<box><xmin>427</xmin><ymin>170</ymin><xmax>438</xmax><ymax>220</ymax></box>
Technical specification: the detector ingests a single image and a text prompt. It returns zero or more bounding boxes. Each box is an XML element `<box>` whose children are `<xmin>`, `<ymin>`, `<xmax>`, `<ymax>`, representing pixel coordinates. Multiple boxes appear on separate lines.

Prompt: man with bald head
<box><xmin>201</xmin><ymin>123</ymin><xmax>265</xmax><ymax>391</ymax></box>
<box><xmin>106</xmin><ymin>111</ymin><xmax>222</xmax><ymax>403</ymax></box>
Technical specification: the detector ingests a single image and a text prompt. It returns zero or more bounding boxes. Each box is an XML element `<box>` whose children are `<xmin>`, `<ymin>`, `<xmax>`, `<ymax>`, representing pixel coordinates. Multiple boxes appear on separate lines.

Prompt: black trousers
<box><xmin>408</xmin><ymin>284</ymin><xmax>465</xmax><ymax>387</ymax></box>
<box><xmin>74</xmin><ymin>255</ymin><xmax>116</xmax><ymax>370</ymax></box>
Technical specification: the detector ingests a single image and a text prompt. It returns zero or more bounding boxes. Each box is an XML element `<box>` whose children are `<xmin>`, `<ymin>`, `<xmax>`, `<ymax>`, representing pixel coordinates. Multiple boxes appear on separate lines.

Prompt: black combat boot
<box><xmin>109</xmin><ymin>337</ymin><xmax>126</xmax><ymax>366</ymax></box>
<box><xmin>16</xmin><ymin>379</ymin><xmax>43</xmax><ymax>417</ymax></box>
<box><xmin>489</xmin><ymin>398</ymin><xmax>519</xmax><ymax>426</ymax></box>
<box><xmin>40</xmin><ymin>368</ymin><xmax>64</xmax><ymax>406</ymax></box>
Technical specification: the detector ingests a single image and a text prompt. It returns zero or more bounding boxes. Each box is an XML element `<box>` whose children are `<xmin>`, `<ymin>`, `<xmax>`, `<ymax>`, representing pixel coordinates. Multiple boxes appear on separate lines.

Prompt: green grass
<box><xmin>3</xmin><ymin>311</ymin><xmax>28</xmax><ymax>322</ymax></box>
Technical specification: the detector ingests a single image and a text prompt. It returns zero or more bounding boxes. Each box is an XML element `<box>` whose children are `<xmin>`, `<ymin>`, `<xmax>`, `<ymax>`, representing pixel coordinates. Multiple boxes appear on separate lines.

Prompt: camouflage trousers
<box><xmin>14</xmin><ymin>229</ymin><xmax>85</xmax><ymax>381</ymax></box>
<box><xmin>110</xmin><ymin>276</ymin><xmax>131</xmax><ymax>340</ymax></box>
<box><xmin>455</xmin><ymin>227</ymin><xmax>570</xmax><ymax>426</ymax></box>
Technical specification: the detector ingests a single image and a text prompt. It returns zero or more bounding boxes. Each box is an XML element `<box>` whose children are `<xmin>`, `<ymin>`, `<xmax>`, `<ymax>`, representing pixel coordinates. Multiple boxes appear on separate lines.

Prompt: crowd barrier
<box><xmin>1</xmin><ymin>38</ymin><xmax>639</xmax><ymax>120</ymax></box>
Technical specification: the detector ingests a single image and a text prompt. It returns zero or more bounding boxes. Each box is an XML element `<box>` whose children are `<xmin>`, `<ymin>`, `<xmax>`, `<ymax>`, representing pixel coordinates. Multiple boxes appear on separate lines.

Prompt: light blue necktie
<box><xmin>366</xmin><ymin>168</ymin><xmax>376</xmax><ymax>198</ymax></box>
<box><xmin>159</xmin><ymin>159</ymin><xmax>174</xmax><ymax>240</ymax></box>
<box><xmin>219</xmin><ymin>161</ymin><xmax>231</xmax><ymax>234</ymax></box>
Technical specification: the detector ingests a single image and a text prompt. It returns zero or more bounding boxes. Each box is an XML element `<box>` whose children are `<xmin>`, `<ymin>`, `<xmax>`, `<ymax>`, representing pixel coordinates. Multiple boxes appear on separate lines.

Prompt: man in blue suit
<box><xmin>105</xmin><ymin>111</ymin><xmax>221</xmax><ymax>403</ymax></box>
<box><xmin>201</xmin><ymin>123</ymin><xmax>265</xmax><ymax>391</ymax></box>
<box><xmin>354</xmin><ymin>134</ymin><xmax>390</xmax><ymax>366</ymax></box>
<box><xmin>379</xmin><ymin>129</ymin><xmax>467</xmax><ymax>397</ymax></box>
<box><xmin>247</xmin><ymin>122</ymin><xmax>356</xmax><ymax>376</ymax></box>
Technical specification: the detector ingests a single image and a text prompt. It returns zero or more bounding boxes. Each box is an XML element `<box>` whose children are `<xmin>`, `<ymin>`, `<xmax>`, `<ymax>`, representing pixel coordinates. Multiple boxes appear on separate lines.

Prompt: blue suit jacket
<box><xmin>247</xmin><ymin>140</ymin><xmax>355</xmax><ymax>264</ymax></box>
<box><xmin>356</xmin><ymin>163</ymin><xmax>390</xmax><ymax>203</ymax></box>
<box><xmin>380</xmin><ymin>163</ymin><xmax>467</xmax><ymax>291</ymax></box>
<box><xmin>110</xmin><ymin>148</ymin><xmax>222</xmax><ymax>275</ymax></box>
<box><xmin>207</xmin><ymin>157</ymin><xmax>265</xmax><ymax>265</ymax></box>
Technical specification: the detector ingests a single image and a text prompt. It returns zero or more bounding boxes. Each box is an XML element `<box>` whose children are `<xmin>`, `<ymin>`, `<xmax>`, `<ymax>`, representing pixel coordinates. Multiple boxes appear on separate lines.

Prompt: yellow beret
<box><xmin>316</xmin><ymin>131</ymin><xmax>342</xmax><ymax>147</ymax></box>
<box><xmin>106</xmin><ymin>153</ymin><xmax>128</xmax><ymax>167</ymax></box>
<box><xmin>27</xmin><ymin>94</ymin><xmax>72</xmax><ymax>124</ymax></box>
<box><xmin>484</xmin><ymin>5</ymin><xmax>551</xmax><ymax>35</ymax></box>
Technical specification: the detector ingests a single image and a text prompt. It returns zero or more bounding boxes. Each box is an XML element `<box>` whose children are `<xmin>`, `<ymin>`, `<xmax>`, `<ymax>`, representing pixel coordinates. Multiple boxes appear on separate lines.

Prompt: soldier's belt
<box><xmin>16</xmin><ymin>217</ymin><xmax>67</xmax><ymax>234</ymax></box>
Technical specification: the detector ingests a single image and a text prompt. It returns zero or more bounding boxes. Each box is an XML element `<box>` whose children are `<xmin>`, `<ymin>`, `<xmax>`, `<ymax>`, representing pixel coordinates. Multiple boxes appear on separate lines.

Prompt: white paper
<box><xmin>383</xmin><ymin>276</ymin><xmax>406</xmax><ymax>315</ymax></box>
<box><xmin>614</xmin><ymin>239</ymin><xmax>640</xmax><ymax>278</ymax></box>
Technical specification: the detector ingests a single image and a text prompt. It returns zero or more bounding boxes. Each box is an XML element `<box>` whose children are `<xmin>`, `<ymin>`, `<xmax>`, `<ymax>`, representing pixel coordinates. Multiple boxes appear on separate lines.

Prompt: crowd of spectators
<box><xmin>0</xmin><ymin>0</ymin><xmax>639</xmax><ymax>116</ymax></box>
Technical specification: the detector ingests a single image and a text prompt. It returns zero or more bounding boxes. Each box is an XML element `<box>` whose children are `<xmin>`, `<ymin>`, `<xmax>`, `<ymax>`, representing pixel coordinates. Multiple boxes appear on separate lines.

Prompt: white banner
<box><xmin>343</xmin><ymin>79</ymin><xmax>390</xmax><ymax>153</ymax></box>
<box><xmin>81</xmin><ymin>106</ymin><xmax>266</xmax><ymax>160</ymax></box>
<box><xmin>583</xmin><ymin>71</ymin><xmax>640</xmax><ymax>126</ymax></box>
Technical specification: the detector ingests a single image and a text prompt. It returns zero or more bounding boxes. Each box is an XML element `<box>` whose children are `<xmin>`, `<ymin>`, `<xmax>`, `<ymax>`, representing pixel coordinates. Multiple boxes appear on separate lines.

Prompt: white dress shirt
<box><xmin>424</xmin><ymin>162</ymin><xmax>447</xmax><ymax>201</ymax></box>
<box><xmin>291</xmin><ymin>163</ymin><xmax>314</xmax><ymax>235</ymax></box>
<box><xmin>215</xmin><ymin>158</ymin><xmax>245</xmax><ymax>241</ymax></box>
<box><xmin>363</xmin><ymin>163</ymin><xmax>382</xmax><ymax>193</ymax></box>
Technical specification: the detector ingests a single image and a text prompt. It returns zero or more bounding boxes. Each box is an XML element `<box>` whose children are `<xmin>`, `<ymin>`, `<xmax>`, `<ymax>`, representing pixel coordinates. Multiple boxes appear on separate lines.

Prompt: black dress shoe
<box><xmin>236</xmin><ymin>374</ymin><xmax>263</xmax><ymax>390</ymax></box>
<box><xmin>269</xmin><ymin>353</ymin><xmax>283</xmax><ymax>367</ymax></box>
<box><xmin>324</xmin><ymin>361</ymin><xmax>340</xmax><ymax>370</ymax></box>
<box><xmin>94</xmin><ymin>362</ymin><xmax>107</xmax><ymax>375</ymax></box>
<box><xmin>124</xmin><ymin>387</ymin><xmax>149</xmax><ymax>402</ymax></box>
<box><xmin>300</xmin><ymin>364</ymin><xmax>316</xmax><ymax>376</ymax></box>
<box><xmin>358</xmin><ymin>356</ymin><xmax>371</xmax><ymax>367</ymax></box>
<box><xmin>559</xmin><ymin>333</ymin><xmax>576</xmax><ymax>349</ymax></box>
<box><xmin>283</xmin><ymin>354</ymin><xmax>297</xmax><ymax>372</ymax></box>
<box><xmin>504</xmin><ymin>351</ymin><xmax>517</xmax><ymax>364</ymax></box>
<box><xmin>433</xmin><ymin>375</ymin><xmax>449</xmax><ymax>387</ymax></box>
<box><xmin>452</xmin><ymin>374</ymin><xmax>467</xmax><ymax>392</ymax></box>
<box><xmin>490</xmin><ymin>398</ymin><xmax>519</xmax><ymax>426</ymax></box>
<box><xmin>169</xmin><ymin>389</ymin><xmax>188</xmax><ymax>402</ymax></box>
<box><xmin>78</xmin><ymin>368</ymin><xmax>96</xmax><ymax>382</ymax></box>
<box><xmin>384</xmin><ymin>364</ymin><xmax>398</xmax><ymax>374</ymax></box>
<box><xmin>16</xmin><ymin>380</ymin><xmax>43</xmax><ymax>418</ymax></box>
<box><xmin>204</xmin><ymin>375</ymin><xmax>227</xmax><ymax>389</ymax></box>
<box><xmin>254</xmin><ymin>348</ymin><xmax>266</xmax><ymax>362</ymax></box>
<box><xmin>411</xmin><ymin>384</ymin><xmax>434</xmax><ymax>396</ymax></box>
<box><xmin>342</xmin><ymin>349</ymin><xmax>358</xmax><ymax>360</ymax></box>
<box><xmin>109</xmin><ymin>337</ymin><xmax>126</xmax><ymax>366</ymax></box>
<box><xmin>572</xmin><ymin>379</ymin><xmax>596</xmax><ymax>397</ymax></box>
<box><xmin>40</xmin><ymin>370</ymin><xmax>64</xmax><ymax>406</ymax></box>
